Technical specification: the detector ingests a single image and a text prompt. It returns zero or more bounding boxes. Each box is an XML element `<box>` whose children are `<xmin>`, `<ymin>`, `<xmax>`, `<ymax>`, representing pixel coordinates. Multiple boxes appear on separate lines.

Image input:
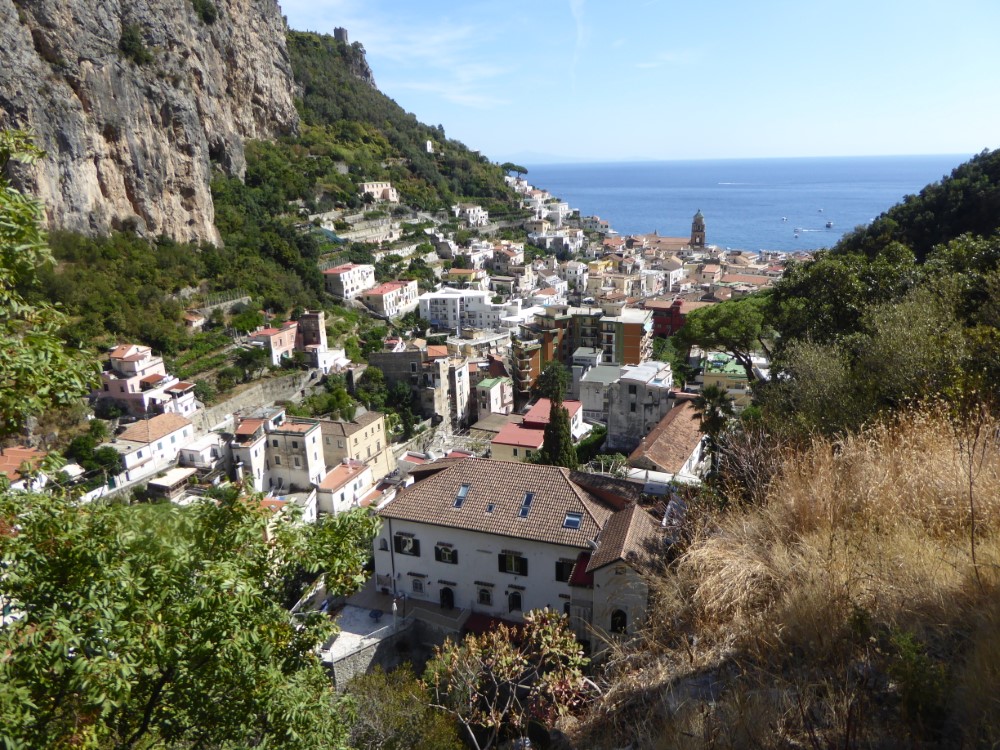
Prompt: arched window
<box><xmin>378</xmin><ymin>538</ymin><xmax>389</xmax><ymax>551</ymax></box>
<box><xmin>610</xmin><ymin>609</ymin><xmax>627</xmax><ymax>634</ymax></box>
<box><xmin>508</xmin><ymin>591</ymin><xmax>522</xmax><ymax>613</ymax></box>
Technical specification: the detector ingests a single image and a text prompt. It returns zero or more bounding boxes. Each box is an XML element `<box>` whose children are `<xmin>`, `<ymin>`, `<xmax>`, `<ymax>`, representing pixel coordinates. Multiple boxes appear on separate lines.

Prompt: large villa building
<box><xmin>373</xmin><ymin>459</ymin><xmax>663</xmax><ymax>646</ymax></box>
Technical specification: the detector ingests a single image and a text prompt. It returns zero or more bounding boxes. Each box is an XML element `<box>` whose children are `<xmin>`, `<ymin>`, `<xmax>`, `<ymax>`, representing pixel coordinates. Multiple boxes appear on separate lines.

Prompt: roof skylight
<box><xmin>453</xmin><ymin>483</ymin><xmax>471</xmax><ymax>508</ymax></box>
<box><xmin>517</xmin><ymin>492</ymin><xmax>534</xmax><ymax>519</ymax></box>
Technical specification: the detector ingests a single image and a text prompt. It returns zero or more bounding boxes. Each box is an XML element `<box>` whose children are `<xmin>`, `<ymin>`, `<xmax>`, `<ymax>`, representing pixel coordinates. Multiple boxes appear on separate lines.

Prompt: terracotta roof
<box><xmin>492</xmin><ymin>422</ymin><xmax>545</xmax><ymax>449</ymax></box>
<box><xmin>323</xmin><ymin>263</ymin><xmax>367</xmax><ymax>275</ymax></box>
<box><xmin>628</xmin><ymin>401</ymin><xmax>703</xmax><ymax>474</ymax></box>
<box><xmin>587</xmin><ymin>503</ymin><xmax>661</xmax><ymax>571</ymax></box>
<box><xmin>377</xmin><ymin>459</ymin><xmax>620</xmax><ymax>548</ymax></box>
<box><xmin>426</xmin><ymin>345</ymin><xmax>449</xmax><ymax>359</ymax></box>
<box><xmin>0</xmin><ymin>447</ymin><xmax>47</xmax><ymax>483</ymax></box>
<box><xmin>235</xmin><ymin>418</ymin><xmax>266</xmax><ymax>436</ymax></box>
<box><xmin>319</xmin><ymin>461</ymin><xmax>368</xmax><ymax>491</ymax></box>
<box><xmin>523</xmin><ymin>399</ymin><xmax>582</xmax><ymax>426</ymax></box>
<box><xmin>365</xmin><ymin>280</ymin><xmax>415</xmax><ymax>295</ymax></box>
<box><xmin>140</xmin><ymin>373</ymin><xmax>166</xmax><ymax>384</ymax></box>
<box><xmin>117</xmin><ymin>413</ymin><xmax>192</xmax><ymax>444</ymax></box>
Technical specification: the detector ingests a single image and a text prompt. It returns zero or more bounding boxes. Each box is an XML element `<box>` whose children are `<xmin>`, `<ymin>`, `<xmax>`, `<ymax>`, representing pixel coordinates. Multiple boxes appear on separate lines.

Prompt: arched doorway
<box><xmin>440</xmin><ymin>586</ymin><xmax>454</xmax><ymax>610</ymax></box>
<box><xmin>610</xmin><ymin>609</ymin><xmax>627</xmax><ymax>634</ymax></box>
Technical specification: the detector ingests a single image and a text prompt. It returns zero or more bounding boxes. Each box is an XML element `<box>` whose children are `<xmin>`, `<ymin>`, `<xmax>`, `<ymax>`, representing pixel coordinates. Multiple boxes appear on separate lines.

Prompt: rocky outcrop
<box><xmin>0</xmin><ymin>0</ymin><xmax>299</xmax><ymax>244</ymax></box>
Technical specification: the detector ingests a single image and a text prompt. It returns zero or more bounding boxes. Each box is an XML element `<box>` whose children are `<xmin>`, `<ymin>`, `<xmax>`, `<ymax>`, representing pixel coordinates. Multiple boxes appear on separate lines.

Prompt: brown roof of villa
<box><xmin>587</xmin><ymin>502</ymin><xmax>661</xmax><ymax>572</ymax></box>
<box><xmin>378</xmin><ymin>459</ymin><xmax>626</xmax><ymax>549</ymax></box>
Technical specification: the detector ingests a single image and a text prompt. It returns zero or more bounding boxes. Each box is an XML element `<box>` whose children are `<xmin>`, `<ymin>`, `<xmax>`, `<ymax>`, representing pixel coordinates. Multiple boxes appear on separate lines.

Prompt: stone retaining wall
<box><xmin>194</xmin><ymin>371</ymin><xmax>321</xmax><ymax>432</ymax></box>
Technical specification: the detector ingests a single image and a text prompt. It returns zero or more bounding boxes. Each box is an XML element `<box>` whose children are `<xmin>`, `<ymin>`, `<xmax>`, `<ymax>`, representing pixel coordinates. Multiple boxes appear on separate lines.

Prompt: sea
<box><xmin>524</xmin><ymin>155</ymin><xmax>970</xmax><ymax>253</ymax></box>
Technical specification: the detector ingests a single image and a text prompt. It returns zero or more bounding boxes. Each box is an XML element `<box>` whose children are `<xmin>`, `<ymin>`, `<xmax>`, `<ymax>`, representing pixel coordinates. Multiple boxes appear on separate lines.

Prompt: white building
<box><xmin>323</xmin><ymin>263</ymin><xmax>377</xmax><ymax>300</ymax></box>
<box><xmin>230</xmin><ymin>409</ymin><xmax>324</xmax><ymax>494</ymax></box>
<box><xmin>317</xmin><ymin>459</ymin><xmax>374</xmax><ymax>515</ymax></box>
<box><xmin>358</xmin><ymin>181</ymin><xmax>399</xmax><ymax>204</ymax></box>
<box><xmin>374</xmin><ymin>459</ymin><xmax>662</xmax><ymax>643</ymax></box>
<box><xmin>452</xmin><ymin>203</ymin><xmax>489</xmax><ymax>227</ymax></box>
<box><xmin>107</xmin><ymin>413</ymin><xmax>195</xmax><ymax>484</ymax></box>
<box><xmin>361</xmin><ymin>279</ymin><xmax>420</xmax><ymax>318</ymax></box>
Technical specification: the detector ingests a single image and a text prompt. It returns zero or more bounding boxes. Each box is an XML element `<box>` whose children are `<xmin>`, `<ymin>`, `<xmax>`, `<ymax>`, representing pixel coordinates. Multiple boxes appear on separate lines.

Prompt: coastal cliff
<box><xmin>0</xmin><ymin>0</ymin><xmax>298</xmax><ymax>244</ymax></box>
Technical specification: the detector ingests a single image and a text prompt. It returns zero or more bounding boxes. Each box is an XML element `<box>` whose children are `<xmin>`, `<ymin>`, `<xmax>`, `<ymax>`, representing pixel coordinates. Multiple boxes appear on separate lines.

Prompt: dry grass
<box><xmin>574</xmin><ymin>408</ymin><xmax>1000</xmax><ymax>749</ymax></box>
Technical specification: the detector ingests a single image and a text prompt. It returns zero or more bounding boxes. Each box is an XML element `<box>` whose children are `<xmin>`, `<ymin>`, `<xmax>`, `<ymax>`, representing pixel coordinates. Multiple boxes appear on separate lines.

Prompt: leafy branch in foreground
<box><xmin>424</xmin><ymin>609</ymin><xmax>591</xmax><ymax>750</ymax></box>
<box><xmin>0</xmin><ymin>488</ymin><xmax>378</xmax><ymax>748</ymax></box>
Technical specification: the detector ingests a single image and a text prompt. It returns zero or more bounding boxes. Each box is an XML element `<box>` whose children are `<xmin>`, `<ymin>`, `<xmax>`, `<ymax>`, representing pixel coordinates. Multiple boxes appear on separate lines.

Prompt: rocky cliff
<box><xmin>0</xmin><ymin>0</ymin><xmax>298</xmax><ymax>244</ymax></box>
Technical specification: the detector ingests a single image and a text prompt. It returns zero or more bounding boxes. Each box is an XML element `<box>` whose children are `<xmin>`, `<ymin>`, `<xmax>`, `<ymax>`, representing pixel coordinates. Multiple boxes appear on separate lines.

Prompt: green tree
<box><xmin>230</xmin><ymin>308</ymin><xmax>264</xmax><ymax>334</ymax></box>
<box><xmin>537</xmin><ymin>401</ymin><xmax>577</xmax><ymax>469</ymax></box>
<box><xmin>534</xmin><ymin>360</ymin><xmax>569</xmax><ymax>403</ymax></box>
<box><xmin>694</xmin><ymin>384</ymin><xmax>735</xmax><ymax>472</ymax></box>
<box><xmin>675</xmin><ymin>295</ymin><xmax>773</xmax><ymax>383</ymax></box>
<box><xmin>424</xmin><ymin>609</ymin><xmax>590</xmax><ymax>750</ymax></box>
<box><xmin>0</xmin><ymin>488</ymin><xmax>377</xmax><ymax>748</ymax></box>
<box><xmin>0</xmin><ymin>130</ymin><xmax>98</xmax><ymax>439</ymax></box>
<box><xmin>345</xmin><ymin>665</ymin><xmax>463</xmax><ymax>750</ymax></box>
<box><xmin>235</xmin><ymin>345</ymin><xmax>270</xmax><ymax>381</ymax></box>
<box><xmin>500</xmin><ymin>162</ymin><xmax>528</xmax><ymax>177</ymax></box>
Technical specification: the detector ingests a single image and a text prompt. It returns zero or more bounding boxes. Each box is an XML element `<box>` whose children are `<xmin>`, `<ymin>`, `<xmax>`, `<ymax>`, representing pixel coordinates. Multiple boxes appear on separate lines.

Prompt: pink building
<box><xmin>99</xmin><ymin>344</ymin><xmax>197</xmax><ymax>417</ymax></box>
<box><xmin>249</xmin><ymin>321</ymin><xmax>298</xmax><ymax>366</ymax></box>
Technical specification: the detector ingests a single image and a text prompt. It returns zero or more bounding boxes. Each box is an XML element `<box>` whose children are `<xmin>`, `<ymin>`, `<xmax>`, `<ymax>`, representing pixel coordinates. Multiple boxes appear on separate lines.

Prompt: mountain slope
<box><xmin>0</xmin><ymin>0</ymin><xmax>297</xmax><ymax>243</ymax></box>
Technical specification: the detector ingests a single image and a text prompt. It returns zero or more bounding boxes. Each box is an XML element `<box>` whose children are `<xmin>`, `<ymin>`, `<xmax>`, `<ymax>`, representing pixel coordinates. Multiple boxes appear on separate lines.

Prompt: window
<box><xmin>630</xmin><ymin>403</ymin><xmax>636</xmax><ymax>413</ymax></box>
<box><xmin>453</xmin><ymin>484</ymin><xmax>471</xmax><ymax>508</ymax></box>
<box><xmin>394</xmin><ymin>534</ymin><xmax>420</xmax><ymax>557</ymax></box>
<box><xmin>170</xmin><ymin>435</ymin><xmax>176</xmax><ymax>444</ymax></box>
<box><xmin>508</xmin><ymin>591</ymin><xmax>522</xmax><ymax>613</ymax></box>
<box><xmin>512</xmin><ymin>448</ymin><xmax>518</xmax><ymax>457</ymax></box>
<box><xmin>563</xmin><ymin>512</ymin><xmax>583</xmax><ymax>529</ymax></box>
<box><xmin>378</xmin><ymin>538</ymin><xmax>389</xmax><ymax>551</ymax></box>
<box><xmin>412</xmin><ymin>579</ymin><xmax>424</xmax><ymax>594</ymax></box>
<box><xmin>157</xmin><ymin>442</ymin><xmax>163</xmax><ymax>450</ymax></box>
<box><xmin>610</xmin><ymin>609</ymin><xmax>628</xmax><ymax>634</ymax></box>
<box><xmin>292</xmin><ymin>440</ymin><xmax>298</xmax><ymax>449</ymax></box>
<box><xmin>137</xmin><ymin>450</ymin><xmax>143</xmax><ymax>459</ymax></box>
<box><xmin>628</xmin><ymin>384</ymin><xmax>637</xmax><ymax>395</ymax></box>
<box><xmin>293</xmin><ymin>457</ymin><xmax>301</xmax><ymax>468</ymax></box>
<box><xmin>485</xmin><ymin>503</ymin><xmax>495</xmax><ymax>514</ymax></box>
<box><xmin>272</xmin><ymin>439</ymin><xmax>278</xmax><ymax>447</ymax></box>
<box><xmin>478</xmin><ymin>588</ymin><xmax>492</xmax><ymax>606</ymax></box>
<box><xmin>517</xmin><ymin>492</ymin><xmax>534</xmax><ymax>519</ymax></box>
<box><xmin>337</xmin><ymin>439</ymin><xmax>344</xmax><ymax>448</ymax></box>
<box><xmin>555</xmin><ymin>559</ymin><xmax>576</xmax><ymax>582</ymax></box>
<box><xmin>498</xmin><ymin>553</ymin><xmax>528</xmax><ymax>576</ymax></box>
<box><xmin>435</xmin><ymin>544</ymin><xmax>458</xmax><ymax>564</ymax></box>
<box><xmin>274</xmin><ymin>456</ymin><xmax>281</xmax><ymax>466</ymax></box>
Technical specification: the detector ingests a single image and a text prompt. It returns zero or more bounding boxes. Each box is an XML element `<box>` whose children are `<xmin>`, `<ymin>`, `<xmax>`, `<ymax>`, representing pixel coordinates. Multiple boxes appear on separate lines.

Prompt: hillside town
<box><xmin>4</xmin><ymin>171</ymin><xmax>791</xmax><ymax>683</ymax></box>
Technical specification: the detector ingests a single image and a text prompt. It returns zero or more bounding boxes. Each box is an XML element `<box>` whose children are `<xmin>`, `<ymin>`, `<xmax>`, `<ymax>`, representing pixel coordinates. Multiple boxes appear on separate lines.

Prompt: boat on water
<box><xmin>826</xmin><ymin>221</ymin><xmax>833</xmax><ymax>228</ymax></box>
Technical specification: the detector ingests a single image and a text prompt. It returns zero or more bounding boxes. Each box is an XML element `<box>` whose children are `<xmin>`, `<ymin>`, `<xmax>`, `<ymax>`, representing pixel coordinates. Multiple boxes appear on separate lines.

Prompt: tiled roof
<box><xmin>523</xmin><ymin>399</ymin><xmax>582</xmax><ymax>426</ymax></box>
<box><xmin>587</xmin><ymin>503</ymin><xmax>661</xmax><ymax>572</ymax></box>
<box><xmin>117</xmin><ymin>413</ymin><xmax>192</xmax><ymax>444</ymax></box>
<box><xmin>628</xmin><ymin>401</ymin><xmax>703</xmax><ymax>474</ymax></box>
<box><xmin>492</xmin><ymin>422</ymin><xmax>545</xmax><ymax>449</ymax></box>
<box><xmin>0</xmin><ymin>447</ymin><xmax>47</xmax><ymax>483</ymax></box>
<box><xmin>378</xmin><ymin>459</ymin><xmax>619</xmax><ymax>548</ymax></box>
<box><xmin>319</xmin><ymin>461</ymin><xmax>368</xmax><ymax>491</ymax></box>
<box><xmin>426</xmin><ymin>345</ymin><xmax>449</xmax><ymax>359</ymax></box>
<box><xmin>319</xmin><ymin>411</ymin><xmax>383</xmax><ymax>438</ymax></box>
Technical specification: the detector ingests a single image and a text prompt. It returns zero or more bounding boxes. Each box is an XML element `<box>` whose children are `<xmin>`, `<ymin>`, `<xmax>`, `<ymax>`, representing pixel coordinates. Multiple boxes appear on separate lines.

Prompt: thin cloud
<box><xmin>635</xmin><ymin>49</ymin><xmax>694</xmax><ymax>69</ymax></box>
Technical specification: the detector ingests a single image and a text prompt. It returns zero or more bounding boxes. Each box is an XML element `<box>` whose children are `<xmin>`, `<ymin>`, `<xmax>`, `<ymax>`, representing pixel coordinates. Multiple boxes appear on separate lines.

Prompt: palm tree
<box><xmin>693</xmin><ymin>384</ymin><xmax>734</xmax><ymax>473</ymax></box>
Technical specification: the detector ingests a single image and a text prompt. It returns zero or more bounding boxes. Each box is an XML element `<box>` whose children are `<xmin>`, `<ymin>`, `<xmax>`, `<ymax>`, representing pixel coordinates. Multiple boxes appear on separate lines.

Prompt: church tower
<box><xmin>690</xmin><ymin>209</ymin><xmax>706</xmax><ymax>248</ymax></box>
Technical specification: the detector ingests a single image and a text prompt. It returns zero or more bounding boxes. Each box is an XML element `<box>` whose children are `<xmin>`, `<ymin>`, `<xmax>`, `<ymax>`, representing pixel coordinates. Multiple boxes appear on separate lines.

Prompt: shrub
<box><xmin>118</xmin><ymin>24</ymin><xmax>153</xmax><ymax>65</ymax></box>
<box><xmin>191</xmin><ymin>0</ymin><xmax>218</xmax><ymax>24</ymax></box>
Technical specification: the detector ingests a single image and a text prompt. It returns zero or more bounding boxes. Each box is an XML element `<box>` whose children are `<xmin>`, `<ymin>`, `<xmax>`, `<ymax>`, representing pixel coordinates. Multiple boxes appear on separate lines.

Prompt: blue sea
<box><xmin>524</xmin><ymin>155</ymin><xmax>970</xmax><ymax>252</ymax></box>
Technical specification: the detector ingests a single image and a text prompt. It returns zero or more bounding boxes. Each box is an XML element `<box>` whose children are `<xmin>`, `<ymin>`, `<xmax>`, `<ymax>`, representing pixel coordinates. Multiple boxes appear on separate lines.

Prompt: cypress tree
<box><xmin>539</xmin><ymin>399</ymin><xmax>577</xmax><ymax>469</ymax></box>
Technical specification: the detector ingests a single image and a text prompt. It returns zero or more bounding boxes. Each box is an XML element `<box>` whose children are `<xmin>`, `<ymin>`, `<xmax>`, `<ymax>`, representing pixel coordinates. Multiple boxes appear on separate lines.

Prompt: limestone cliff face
<box><xmin>0</xmin><ymin>0</ymin><xmax>299</xmax><ymax>244</ymax></box>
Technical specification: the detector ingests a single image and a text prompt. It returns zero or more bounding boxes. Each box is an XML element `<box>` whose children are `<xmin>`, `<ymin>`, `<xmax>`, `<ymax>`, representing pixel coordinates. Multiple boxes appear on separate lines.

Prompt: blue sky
<box><xmin>279</xmin><ymin>0</ymin><xmax>1000</xmax><ymax>163</ymax></box>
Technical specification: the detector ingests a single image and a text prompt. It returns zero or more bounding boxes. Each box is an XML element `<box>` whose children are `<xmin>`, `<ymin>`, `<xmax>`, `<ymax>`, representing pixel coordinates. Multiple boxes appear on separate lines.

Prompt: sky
<box><xmin>279</xmin><ymin>0</ymin><xmax>1000</xmax><ymax>164</ymax></box>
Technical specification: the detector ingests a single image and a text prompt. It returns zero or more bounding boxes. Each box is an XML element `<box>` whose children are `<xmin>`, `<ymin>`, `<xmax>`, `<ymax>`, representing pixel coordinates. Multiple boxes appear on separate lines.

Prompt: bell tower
<box><xmin>690</xmin><ymin>209</ymin><xmax>706</xmax><ymax>248</ymax></box>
